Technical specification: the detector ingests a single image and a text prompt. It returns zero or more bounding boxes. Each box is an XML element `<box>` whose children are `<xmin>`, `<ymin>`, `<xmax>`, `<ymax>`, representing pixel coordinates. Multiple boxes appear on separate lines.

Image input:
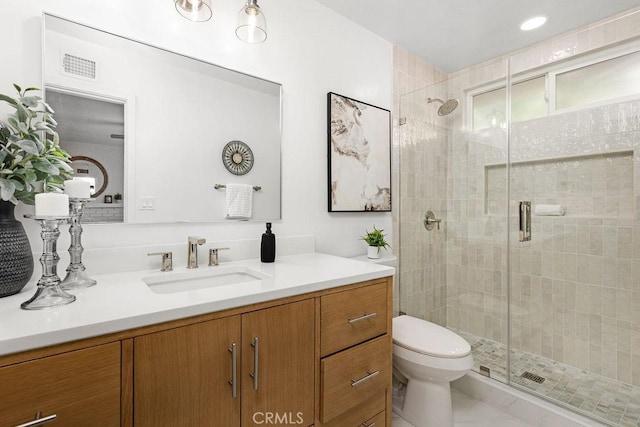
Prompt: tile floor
<box><xmin>451</xmin><ymin>328</ymin><xmax>640</xmax><ymax>427</ymax></box>
<box><xmin>392</xmin><ymin>388</ymin><xmax>534</xmax><ymax>426</ymax></box>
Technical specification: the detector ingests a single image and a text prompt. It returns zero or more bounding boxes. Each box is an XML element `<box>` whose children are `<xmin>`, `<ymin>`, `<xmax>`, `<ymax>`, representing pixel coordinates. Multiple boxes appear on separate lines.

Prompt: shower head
<box><xmin>427</xmin><ymin>97</ymin><xmax>459</xmax><ymax>116</ymax></box>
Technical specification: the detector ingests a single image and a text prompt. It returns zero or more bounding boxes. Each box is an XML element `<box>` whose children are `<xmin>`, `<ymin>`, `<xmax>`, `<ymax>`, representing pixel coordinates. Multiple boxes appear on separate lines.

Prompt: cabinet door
<box><xmin>134</xmin><ymin>315</ymin><xmax>241</xmax><ymax>427</ymax></box>
<box><xmin>0</xmin><ymin>342</ymin><xmax>121</xmax><ymax>427</ymax></box>
<box><xmin>241</xmin><ymin>299</ymin><xmax>315</xmax><ymax>426</ymax></box>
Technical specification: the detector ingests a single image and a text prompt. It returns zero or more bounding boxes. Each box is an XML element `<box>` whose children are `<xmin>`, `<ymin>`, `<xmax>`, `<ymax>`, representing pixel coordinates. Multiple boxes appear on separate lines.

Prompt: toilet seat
<box><xmin>393</xmin><ymin>315</ymin><xmax>471</xmax><ymax>359</ymax></box>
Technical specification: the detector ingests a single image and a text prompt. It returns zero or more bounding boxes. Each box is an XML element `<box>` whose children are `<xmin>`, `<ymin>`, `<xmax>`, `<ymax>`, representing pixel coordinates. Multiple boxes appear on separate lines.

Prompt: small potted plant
<box><xmin>114</xmin><ymin>193</ymin><xmax>122</xmax><ymax>204</ymax></box>
<box><xmin>361</xmin><ymin>225</ymin><xmax>390</xmax><ymax>259</ymax></box>
<box><xmin>0</xmin><ymin>84</ymin><xmax>72</xmax><ymax>297</ymax></box>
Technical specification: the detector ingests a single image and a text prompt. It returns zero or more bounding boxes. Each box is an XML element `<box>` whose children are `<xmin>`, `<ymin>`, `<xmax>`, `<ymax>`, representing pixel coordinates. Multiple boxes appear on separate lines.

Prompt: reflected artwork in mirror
<box><xmin>43</xmin><ymin>13</ymin><xmax>282</xmax><ymax>224</ymax></box>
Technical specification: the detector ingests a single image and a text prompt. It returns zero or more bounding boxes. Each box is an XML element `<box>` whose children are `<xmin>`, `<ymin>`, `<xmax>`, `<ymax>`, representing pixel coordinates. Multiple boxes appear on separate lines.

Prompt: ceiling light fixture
<box><xmin>236</xmin><ymin>0</ymin><xmax>267</xmax><ymax>44</ymax></box>
<box><xmin>520</xmin><ymin>15</ymin><xmax>547</xmax><ymax>31</ymax></box>
<box><xmin>175</xmin><ymin>0</ymin><xmax>212</xmax><ymax>22</ymax></box>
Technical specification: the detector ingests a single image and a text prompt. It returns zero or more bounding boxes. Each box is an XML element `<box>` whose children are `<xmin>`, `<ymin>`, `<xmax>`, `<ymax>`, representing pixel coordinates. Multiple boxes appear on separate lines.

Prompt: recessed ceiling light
<box><xmin>520</xmin><ymin>16</ymin><xmax>547</xmax><ymax>31</ymax></box>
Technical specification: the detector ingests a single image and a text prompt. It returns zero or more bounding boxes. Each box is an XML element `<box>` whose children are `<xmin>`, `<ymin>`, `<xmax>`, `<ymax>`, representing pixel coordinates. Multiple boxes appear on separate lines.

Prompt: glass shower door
<box><xmin>507</xmin><ymin>19</ymin><xmax>640</xmax><ymax>426</ymax></box>
<box><xmin>397</xmin><ymin>57</ymin><xmax>511</xmax><ymax>385</ymax></box>
<box><xmin>397</xmin><ymin>82</ymin><xmax>449</xmax><ymax>327</ymax></box>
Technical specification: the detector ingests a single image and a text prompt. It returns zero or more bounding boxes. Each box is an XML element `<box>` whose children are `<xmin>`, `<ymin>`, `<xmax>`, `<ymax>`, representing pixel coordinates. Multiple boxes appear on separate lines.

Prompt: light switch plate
<box><xmin>140</xmin><ymin>197</ymin><xmax>156</xmax><ymax>210</ymax></box>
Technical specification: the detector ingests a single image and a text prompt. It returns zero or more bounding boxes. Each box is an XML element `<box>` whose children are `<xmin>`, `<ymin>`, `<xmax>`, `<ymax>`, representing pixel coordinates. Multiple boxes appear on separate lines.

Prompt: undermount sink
<box><xmin>143</xmin><ymin>266</ymin><xmax>269</xmax><ymax>294</ymax></box>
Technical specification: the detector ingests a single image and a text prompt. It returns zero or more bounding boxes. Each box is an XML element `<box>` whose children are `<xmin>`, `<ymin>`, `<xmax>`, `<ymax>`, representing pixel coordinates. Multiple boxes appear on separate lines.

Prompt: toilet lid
<box><xmin>392</xmin><ymin>315</ymin><xmax>471</xmax><ymax>358</ymax></box>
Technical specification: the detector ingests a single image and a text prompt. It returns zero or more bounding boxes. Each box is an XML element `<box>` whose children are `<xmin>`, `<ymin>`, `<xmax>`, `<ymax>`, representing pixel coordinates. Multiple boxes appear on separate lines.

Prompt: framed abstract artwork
<box><xmin>327</xmin><ymin>92</ymin><xmax>391</xmax><ymax>212</ymax></box>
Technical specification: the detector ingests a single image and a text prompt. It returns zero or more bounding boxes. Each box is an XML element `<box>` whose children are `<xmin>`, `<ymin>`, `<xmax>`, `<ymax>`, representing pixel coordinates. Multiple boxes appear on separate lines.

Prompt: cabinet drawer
<box><xmin>320</xmin><ymin>335</ymin><xmax>391</xmax><ymax>423</ymax></box>
<box><xmin>0</xmin><ymin>342</ymin><xmax>121</xmax><ymax>427</ymax></box>
<box><xmin>316</xmin><ymin>393</ymin><xmax>385</xmax><ymax>427</ymax></box>
<box><xmin>321</xmin><ymin>281</ymin><xmax>388</xmax><ymax>356</ymax></box>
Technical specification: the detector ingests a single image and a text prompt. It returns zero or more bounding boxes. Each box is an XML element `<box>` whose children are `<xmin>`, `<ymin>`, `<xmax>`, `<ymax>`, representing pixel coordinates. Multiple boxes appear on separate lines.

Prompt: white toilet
<box><xmin>392</xmin><ymin>315</ymin><xmax>473</xmax><ymax>427</ymax></box>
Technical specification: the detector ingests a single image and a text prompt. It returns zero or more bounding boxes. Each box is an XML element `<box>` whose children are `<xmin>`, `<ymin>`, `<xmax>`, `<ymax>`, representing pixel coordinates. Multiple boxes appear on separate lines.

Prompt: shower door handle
<box><xmin>519</xmin><ymin>201</ymin><xmax>531</xmax><ymax>242</ymax></box>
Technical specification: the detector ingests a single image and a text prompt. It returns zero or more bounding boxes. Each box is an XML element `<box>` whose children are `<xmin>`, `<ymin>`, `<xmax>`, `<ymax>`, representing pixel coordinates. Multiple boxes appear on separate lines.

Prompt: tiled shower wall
<box><xmin>392</xmin><ymin>46</ymin><xmax>449</xmax><ymax>323</ymax></box>
<box><xmin>444</xmin><ymin>8</ymin><xmax>640</xmax><ymax>386</ymax></box>
<box><xmin>507</xmin><ymin>101</ymin><xmax>640</xmax><ymax>386</ymax></box>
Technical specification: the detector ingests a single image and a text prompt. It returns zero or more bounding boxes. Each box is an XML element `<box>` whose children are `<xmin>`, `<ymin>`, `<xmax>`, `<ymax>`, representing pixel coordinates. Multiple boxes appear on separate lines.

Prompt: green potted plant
<box><xmin>0</xmin><ymin>84</ymin><xmax>73</xmax><ymax>297</ymax></box>
<box><xmin>361</xmin><ymin>225</ymin><xmax>390</xmax><ymax>259</ymax></box>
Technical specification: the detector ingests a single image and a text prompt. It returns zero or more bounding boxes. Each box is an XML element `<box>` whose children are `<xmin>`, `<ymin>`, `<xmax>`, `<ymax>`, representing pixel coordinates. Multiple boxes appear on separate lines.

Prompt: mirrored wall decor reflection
<box><xmin>43</xmin><ymin>13</ymin><xmax>282</xmax><ymax>224</ymax></box>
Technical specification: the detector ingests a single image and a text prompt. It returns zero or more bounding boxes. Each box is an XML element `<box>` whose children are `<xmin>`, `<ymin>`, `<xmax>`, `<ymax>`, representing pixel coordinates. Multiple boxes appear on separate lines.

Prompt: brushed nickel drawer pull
<box><xmin>348</xmin><ymin>312</ymin><xmax>377</xmax><ymax>324</ymax></box>
<box><xmin>351</xmin><ymin>369</ymin><xmax>380</xmax><ymax>387</ymax></box>
<box><xmin>15</xmin><ymin>413</ymin><xmax>57</xmax><ymax>427</ymax></box>
<box><xmin>228</xmin><ymin>343</ymin><xmax>237</xmax><ymax>398</ymax></box>
<box><xmin>362</xmin><ymin>422</ymin><xmax>375</xmax><ymax>427</ymax></box>
<box><xmin>249</xmin><ymin>336</ymin><xmax>259</xmax><ymax>390</ymax></box>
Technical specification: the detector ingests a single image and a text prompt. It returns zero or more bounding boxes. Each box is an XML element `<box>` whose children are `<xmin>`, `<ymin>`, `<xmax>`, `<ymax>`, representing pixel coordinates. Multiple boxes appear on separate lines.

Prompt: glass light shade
<box><xmin>236</xmin><ymin>0</ymin><xmax>267</xmax><ymax>44</ymax></box>
<box><xmin>175</xmin><ymin>0</ymin><xmax>212</xmax><ymax>22</ymax></box>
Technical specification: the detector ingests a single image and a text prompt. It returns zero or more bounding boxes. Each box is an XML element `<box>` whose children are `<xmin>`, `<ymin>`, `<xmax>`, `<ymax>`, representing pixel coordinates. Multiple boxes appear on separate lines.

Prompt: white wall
<box><xmin>2</xmin><ymin>0</ymin><xmax>393</xmax><ymax>258</ymax></box>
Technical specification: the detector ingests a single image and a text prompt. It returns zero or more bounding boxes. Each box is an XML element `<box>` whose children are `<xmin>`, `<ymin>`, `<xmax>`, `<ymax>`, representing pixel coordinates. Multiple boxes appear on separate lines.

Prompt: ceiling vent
<box><xmin>62</xmin><ymin>53</ymin><xmax>96</xmax><ymax>80</ymax></box>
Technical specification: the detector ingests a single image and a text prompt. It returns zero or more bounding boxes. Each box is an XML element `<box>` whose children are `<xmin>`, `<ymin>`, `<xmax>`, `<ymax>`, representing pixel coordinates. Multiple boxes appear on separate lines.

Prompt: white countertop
<box><xmin>0</xmin><ymin>253</ymin><xmax>394</xmax><ymax>356</ymax></box>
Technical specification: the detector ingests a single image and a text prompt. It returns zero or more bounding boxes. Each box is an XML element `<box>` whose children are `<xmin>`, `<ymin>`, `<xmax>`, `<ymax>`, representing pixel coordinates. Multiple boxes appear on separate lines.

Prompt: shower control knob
<box><xmin>424</xmin><ymin>211</ymin><xmax>441</xmax><ymax>231</ymax></box>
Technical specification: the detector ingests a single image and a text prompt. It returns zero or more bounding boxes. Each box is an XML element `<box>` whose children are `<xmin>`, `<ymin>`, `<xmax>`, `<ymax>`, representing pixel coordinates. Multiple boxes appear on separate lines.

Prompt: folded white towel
<box><xmin>534</xmin><ymin>204</ymin><xmax>566</xmax><ymax>216</ymax></box>
<box><xmin>225</xmin><ymin>183</ymin><xmax>253</xmax><ymax>220</ymax></box>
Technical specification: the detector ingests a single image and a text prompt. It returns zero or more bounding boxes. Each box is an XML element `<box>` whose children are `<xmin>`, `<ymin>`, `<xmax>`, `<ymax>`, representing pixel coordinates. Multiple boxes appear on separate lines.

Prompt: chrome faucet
<box><xmin>187</xmin><ymin>236</ymin><xmax>206</xmax><ymax>268</ymax></box>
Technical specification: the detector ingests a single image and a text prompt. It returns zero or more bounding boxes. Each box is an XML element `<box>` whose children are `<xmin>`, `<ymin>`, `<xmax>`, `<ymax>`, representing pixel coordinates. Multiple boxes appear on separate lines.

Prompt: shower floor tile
<box><xmin>451</xmin><ymin>329</ymin><xmax>640</xmax><ymax>427</ymax></box>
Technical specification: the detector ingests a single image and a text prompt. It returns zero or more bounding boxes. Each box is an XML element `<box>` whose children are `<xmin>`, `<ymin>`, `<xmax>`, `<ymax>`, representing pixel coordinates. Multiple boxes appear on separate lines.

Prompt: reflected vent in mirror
<box><xmin>62</xmin><ymin>53</ymin><xmax>96</xmax><ymax>79</ymax></box>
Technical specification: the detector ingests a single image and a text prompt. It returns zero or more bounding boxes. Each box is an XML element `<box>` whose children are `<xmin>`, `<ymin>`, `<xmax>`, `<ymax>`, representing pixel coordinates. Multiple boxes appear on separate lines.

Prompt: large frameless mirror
<box><xmin>43</xmin><ymin>13</ymin><xmax>282</xmax><ymax>223</ymax></box>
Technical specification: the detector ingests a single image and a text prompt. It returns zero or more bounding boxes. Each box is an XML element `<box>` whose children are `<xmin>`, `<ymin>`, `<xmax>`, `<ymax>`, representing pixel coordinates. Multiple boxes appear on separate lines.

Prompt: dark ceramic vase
<box><xmin>0</xmin><ymin>200</ymin><xmax>34</xmax><ymax>297</ymax></box>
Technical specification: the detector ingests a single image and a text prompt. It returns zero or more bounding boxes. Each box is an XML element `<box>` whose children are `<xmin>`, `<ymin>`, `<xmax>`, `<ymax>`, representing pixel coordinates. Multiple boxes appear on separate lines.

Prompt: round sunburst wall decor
<box><xmin>222</xmin><ymin>140</ymin><xmax>254</xmax><ymax>175</ymax></box>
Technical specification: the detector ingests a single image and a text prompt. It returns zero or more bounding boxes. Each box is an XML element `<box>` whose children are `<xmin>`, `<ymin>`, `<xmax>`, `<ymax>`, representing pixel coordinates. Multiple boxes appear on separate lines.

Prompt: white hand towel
<box><xmin>225</xmin><ymin>183</ymin><xmax>253</xmax><ymax>220</ymax></box>
<box><xmin>534</xmin><ymin>204</ymin><xmax>565</xmax><ymax>216</ymax></box>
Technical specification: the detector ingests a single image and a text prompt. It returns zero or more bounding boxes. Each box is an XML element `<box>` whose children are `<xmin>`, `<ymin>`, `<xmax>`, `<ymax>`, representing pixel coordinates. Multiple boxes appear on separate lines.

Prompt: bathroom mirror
<box><xmin>43</xmin><ymin>13</ymin><xmax>281</xmax><ymax>223</ymax></box>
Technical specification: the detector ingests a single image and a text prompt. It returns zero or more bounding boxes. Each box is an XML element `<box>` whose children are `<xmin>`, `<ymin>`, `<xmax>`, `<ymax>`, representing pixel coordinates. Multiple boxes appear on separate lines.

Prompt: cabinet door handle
<box><xmin>351</xmin><ymin>370</ymin><xmax>380</xmax><ymax>387</ymax></box>
<box><xmin>348</xmin><ymin>312</ymin><xmax>377</xmax><ymax>324</ymax></box>
<box><xmin>15</xmin><ymin>413</ymin><xmax>57</xmax><ymax>427</ymax></box>
<box><xmin>361</xmin><ymin>422</ymin><xmax>375</xmax><ymax>427</ymax></box>
<box><xmin>249</xmin><ymin>336</ymin><xmax>259</xmax><ymax>390</ymax></box>
<box><xmin>228</xmin><ymin>343</ymin><xmax>237</xmax><ymax>398</ymax></box>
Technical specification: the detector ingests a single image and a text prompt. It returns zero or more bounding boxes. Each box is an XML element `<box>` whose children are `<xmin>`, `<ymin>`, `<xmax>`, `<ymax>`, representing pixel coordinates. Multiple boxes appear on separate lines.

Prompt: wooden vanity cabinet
<box><xmin>0</xmin><ymin>276</ymin><xmax>392</xmax><ymax>427</ymax></box>
<box><xmin>0</xmin><ymin>342</ymin><xmax>121</xmax><ymax>427</ymax></box>
<box><xmin>133</xmin><ymin>299</ymin><xmax>315</xmax><ymax>427</ymax></box>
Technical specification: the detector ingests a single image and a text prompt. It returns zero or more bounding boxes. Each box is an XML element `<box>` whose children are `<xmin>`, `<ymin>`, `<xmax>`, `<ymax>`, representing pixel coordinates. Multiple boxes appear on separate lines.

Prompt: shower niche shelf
<box><xmin>484</xmin><ymin>149</ymin><xmax>635</xmax><ymax>218</ymax></box>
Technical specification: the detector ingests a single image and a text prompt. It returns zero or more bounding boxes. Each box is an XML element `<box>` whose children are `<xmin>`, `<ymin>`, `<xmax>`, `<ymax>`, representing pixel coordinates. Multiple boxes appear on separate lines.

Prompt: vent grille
<box><xmin>521</xmin><ymin>371</ymin><xmax>545</xmax><ymax>384</ymax></box>
<box><xmin>63</xmin><ymin>54</ymin><xmax>96</xmax><ymax>79</ymax></box>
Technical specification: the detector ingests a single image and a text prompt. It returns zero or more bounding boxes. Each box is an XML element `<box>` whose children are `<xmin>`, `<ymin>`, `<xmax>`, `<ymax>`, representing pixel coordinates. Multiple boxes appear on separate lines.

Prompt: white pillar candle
<box><xmin>64</xmin><ymin>179</ymin><xmax>91</xmax><ymax>199</ymax></box>
<box><xmin>35</xmin><ymin>193</ymin><xmax>70</xmax><ymax>216</ymax></box>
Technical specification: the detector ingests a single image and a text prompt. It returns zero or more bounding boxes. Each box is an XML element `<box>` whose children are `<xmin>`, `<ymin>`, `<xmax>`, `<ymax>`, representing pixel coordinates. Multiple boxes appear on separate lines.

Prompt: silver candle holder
<box><xmin>21</xmin><ymin>214</ymin><xmax>76</xmax><ymax>310</ymax></box>
<box><xmin>61</xmin><ymin>198</ymin><xmax>97</xmax><ymax>290</ymax></box>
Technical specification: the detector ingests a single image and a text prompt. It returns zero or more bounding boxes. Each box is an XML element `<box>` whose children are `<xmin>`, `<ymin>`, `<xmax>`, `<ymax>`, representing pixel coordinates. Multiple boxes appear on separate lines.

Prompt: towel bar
<box><xmin>215</xmin><ymin>184</ymin><xmax>261</xmax><ymax>191</ymax></box>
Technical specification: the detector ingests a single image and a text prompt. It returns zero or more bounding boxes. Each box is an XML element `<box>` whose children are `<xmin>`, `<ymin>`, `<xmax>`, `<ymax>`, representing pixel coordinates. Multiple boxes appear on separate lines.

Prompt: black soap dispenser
<box><xmin>261</xmin><ymin>222</ymin><xmax>276</xmax><ymax>263</ymax></box>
